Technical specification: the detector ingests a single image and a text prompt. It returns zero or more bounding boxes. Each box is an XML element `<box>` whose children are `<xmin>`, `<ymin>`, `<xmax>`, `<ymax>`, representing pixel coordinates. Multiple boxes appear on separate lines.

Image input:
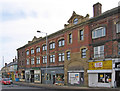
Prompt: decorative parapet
<box><xmin>64</xmin><ymin>11</ymin><xmax>89</xmax><ymax>29</ymax></box>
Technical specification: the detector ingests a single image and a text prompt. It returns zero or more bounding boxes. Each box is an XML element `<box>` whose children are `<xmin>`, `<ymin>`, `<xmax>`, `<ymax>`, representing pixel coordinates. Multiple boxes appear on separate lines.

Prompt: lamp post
<box><xmin>37</xmin><ymin>30</ymin><xmax>48</xmax><ymax>84</ymax></box>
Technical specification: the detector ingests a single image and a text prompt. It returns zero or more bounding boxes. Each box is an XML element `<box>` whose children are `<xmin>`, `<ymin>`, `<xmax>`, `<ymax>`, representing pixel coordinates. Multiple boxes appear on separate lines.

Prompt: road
<box><xmin>0</xmin><ymin>83</ymin><xmax>119</xmax><ymax>91</ymax></box>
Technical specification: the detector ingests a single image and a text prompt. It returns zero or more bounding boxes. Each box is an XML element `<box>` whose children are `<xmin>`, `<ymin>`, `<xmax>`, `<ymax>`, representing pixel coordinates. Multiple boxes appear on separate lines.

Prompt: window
<box><xmin>80</xmin><ymin>30</ymin><xmax>84</xmax><ymax>40</ymax></box>
<box><xmin>73</xmin><ymin>18</ymin><xmax>78</xmax><ymax>24</ymax></box>
<box><xmin>26</xmin><ymin>50</ymin><xmax>29</xmax><ymax>55</ymax></box>
<box><xmin>42</xmin><ymin>45</ymin><xmax>47</xmax><ymax>51</ymax></box>
<box><xmin>26</xmin><ymin>59</ymin><xmax>29</xmax><ymax>65</ymax></box>
<box><xmin>43</xmin><ymin>56</ymin><xmax>47</xmax><ymax>63</ymax></box>
<box><xmin>98</xmin><ymin>73</ymin><xmax>111</xmax><ymax>83</ymax></box>
<box><xmin>50</xmin><ymin>55</ymin><xmax>55</xmax><ymax>63</ymax></box>
<box><xmin>58</xmin><ymin>39</ymin><xmax>65</xmax><ymax>47</ymax></box>
<box><xmin>118</xmin><ymin>42</ymin><xmax>120</xmax><ymax>55</ymax></box>
<box><xmin>46</xmin><ymin>74</ymin><xmax>51</xmax><ymax>80</ymax></box>
<box><xmin>92</xmin><ymin>27</ymin><xmax>106</xmax><ymax>39</ymax></box>
<box><xmin>34</xmin><ymin>74</ymin><xmax>40</xmax><ymax>81</ymax></box>
<box><xmin>36</xmin><ymin>57</ymin><xmax>40</xmax><ymax>64</ymax></box>
<box><xmin>36</xmin><ymin>47</ymin><xmax>40</xmax><ymax>53</ymax></box>
<box><xmin>67</xmin><ymin>51</ymin><xmax>70</xmax><ymax>60</ymax></box>
<box><xmin>49</xmin><ymin>42</ymin><xmax>55</xmax><ymax>49</ymax></box>
<box><xmin>31</xmin><ymin>58</ymin><xmax>34</xmax><ymax>65</ymax></box>
<box><xmin>31</xmin><ymin>49</ymin><xmax>34</xmax><ymax>54</ymax></box>
<box><xmin>94</xmin><ymin>45</ymin><xmax>104</xmax><ymax>58</ymax></box>
<box><xmin>59</xmin><ymin>53</ymin><xmax>64</xmax><ymax>62</ymax></box>
<box><xmin>81</xmin><ymin>48</ymin><xmax>86</xmax><ymax>58</ymax></box>
<box><xmin>116</xmin><ymin>22</ymin><xmax>120</xmax><ymax>33</ymax></box>
<box><xmin>69</xmin><ymin>33</ymin><xmax>72</xmax><ymax>44</ymax></box>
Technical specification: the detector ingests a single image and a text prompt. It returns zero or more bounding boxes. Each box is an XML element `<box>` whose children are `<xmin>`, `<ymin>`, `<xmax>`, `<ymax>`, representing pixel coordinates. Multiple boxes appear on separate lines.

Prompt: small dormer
<box><xmin>64</xmin><ymin>11</ymin><xmax>89</xmax><ymax>29</ymax></box>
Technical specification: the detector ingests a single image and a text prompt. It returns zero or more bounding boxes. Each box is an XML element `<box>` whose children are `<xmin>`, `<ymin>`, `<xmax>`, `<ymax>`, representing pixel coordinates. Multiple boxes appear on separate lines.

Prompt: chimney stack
<box><xmin>5</xmin><ymin>63</ymin><xmax>7</xmax><ymax>66</ymax></box>
<box><xmin>93</xmin><ymin>2</ymin><xmax>102</xmax><ymax>17</ymax></box>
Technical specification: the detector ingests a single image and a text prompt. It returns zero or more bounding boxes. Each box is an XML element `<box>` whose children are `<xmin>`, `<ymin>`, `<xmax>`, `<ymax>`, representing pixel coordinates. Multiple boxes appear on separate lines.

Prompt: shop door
<box><xmin>116</xmin><ymin>71</ymin><xmax>120</xmax><ymax>87</ymax></box>
<box><xmin>53</xmin><ymin>75</ymin><xmax>55</xmax><ymax>84</ymax></box>
<box><xmin>30</xmin><ymin>70</ymin><xmax>34</xmax><ymax>83</ymax></box>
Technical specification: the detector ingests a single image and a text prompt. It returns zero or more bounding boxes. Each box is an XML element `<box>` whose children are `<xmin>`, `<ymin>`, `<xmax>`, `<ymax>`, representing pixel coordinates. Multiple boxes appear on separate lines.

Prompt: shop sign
<box><xmin>89</xmin><ymin>60</ymin><xmax>112</xmax><ymax>70</ymax></box>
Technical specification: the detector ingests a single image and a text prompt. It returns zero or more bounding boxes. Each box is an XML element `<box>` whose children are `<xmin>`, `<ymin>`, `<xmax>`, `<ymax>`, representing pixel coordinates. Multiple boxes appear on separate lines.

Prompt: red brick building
<box><xmin>17</xmin><ymin>2</ymin><xmax>120</xmax><ymax>87</ymax></box>
<box><xmin>87</xmin><ymin>3</ymin><xmax>120</xmax><ymax>87</ymax></box>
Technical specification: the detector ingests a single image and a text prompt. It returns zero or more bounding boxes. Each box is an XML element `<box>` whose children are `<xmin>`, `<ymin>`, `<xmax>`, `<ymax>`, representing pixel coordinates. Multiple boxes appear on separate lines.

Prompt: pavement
<box><xmin>13</xmin><ymin>81</ymin><xmax>120</xmax><ymax>91</ymax></box>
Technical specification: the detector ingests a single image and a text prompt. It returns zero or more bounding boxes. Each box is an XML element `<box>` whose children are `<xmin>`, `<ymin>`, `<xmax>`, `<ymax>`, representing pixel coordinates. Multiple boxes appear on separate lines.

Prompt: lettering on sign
<box><xmin>95</xmin><ymin>62</ymin><xmax>103</xmax><ymax>67</ymax></box>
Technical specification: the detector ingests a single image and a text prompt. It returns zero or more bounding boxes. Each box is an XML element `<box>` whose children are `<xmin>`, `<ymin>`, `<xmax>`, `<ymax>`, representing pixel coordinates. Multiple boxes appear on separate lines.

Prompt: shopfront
<box><xmin>34</xmin><ymin>70</ymin><xmax>41</xmax><ymax>83</ymax></box>
<box><xmin>41</xmin><ymin>67</ymin><xmax>64</xmax><ymax>85</ymax></box>
<box><xmin>68</xmin><ymin>70</ymin><xmax>84</xmax><ymax>85</ymax></box>
<box><xmin>87</xmin><ymin>60</ymin><xmax>113</xmax><ymax>87</ymax></box>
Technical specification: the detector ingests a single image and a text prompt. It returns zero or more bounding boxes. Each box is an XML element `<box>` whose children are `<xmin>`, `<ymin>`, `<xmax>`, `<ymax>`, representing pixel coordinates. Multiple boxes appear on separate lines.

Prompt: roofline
<box><xmin>17</xmin><ymin>6</ymin><xmax>120</xmax><ymax>50</ymax></box>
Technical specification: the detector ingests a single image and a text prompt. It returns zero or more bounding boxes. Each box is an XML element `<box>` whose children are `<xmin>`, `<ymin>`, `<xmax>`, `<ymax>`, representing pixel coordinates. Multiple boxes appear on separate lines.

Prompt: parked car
<box><xmin>2</xmin><ymin>78</ymin><xmax>11</xmax><ymax>85</ymax></box>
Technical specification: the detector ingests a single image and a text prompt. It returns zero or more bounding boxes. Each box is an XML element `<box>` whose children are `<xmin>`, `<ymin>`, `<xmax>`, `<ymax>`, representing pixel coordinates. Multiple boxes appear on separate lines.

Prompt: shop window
<box><xmin>34</xmin><ymin>74</ymin><xmax>40</xmax><ymax>81</ymax></box>
<box><xmin>98</xmin><ymin>73</ymin><xmax>111</xmax><ymax>83</ymax></box>
<box><xmin>56</xmin><ymin>74</ymin><xmax>64</xmax><ymax>81</ymax></box>
<box><xmin>46</xmin><ymin>74</ymin><xmax>51</xmax><ymax>80</ymax></box>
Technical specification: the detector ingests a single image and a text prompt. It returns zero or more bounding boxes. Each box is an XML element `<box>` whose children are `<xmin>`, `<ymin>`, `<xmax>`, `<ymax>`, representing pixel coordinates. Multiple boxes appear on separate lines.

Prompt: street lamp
<box><xmin>37</xmin><ymin>30</ymin><xmax>48</xmax><ymax>84</ymax></box>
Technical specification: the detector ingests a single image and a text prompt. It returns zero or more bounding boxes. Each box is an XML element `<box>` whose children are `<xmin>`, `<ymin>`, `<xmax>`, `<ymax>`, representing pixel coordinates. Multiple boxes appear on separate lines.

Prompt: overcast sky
<box><xmin>0</xmin><ymin>0</ymin><xmax>120</xmax><ymax>69</ymax></box>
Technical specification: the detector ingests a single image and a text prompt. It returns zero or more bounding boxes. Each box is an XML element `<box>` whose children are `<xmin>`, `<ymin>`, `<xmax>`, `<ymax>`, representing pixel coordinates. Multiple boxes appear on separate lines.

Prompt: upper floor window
<box><xmin>50</xmin><ymin>55</ymin><xmax>55</xmax><ymax>63</ymax></box>
<box><xmin>49</xmin><ymin>42</ymin><xmax>55</xmax><ymax>50</ymax></box>
<box><xmin>80</xmin><ymin>30</ymin><xmax>84</xmax><ymax>40</ymax></box>
<box><xmin>73</xmin><ymin>18</ymin><xmax>78</xmax><ymax>24</ymax></box>
<box><xmin>116</xmin><ymin>22</ymin><xmax>120</xmax><ymax>33</ymax></box>
<box><xmin>36</xmin><ymin>57</ymin><xmax>40</xmax><ymax>64</ymax></box>
<box><xmin>36</xmin><ymin>47</ymin><xmax>40</xmax><ymax>53</ymax></box>
<box><xmin>31</xmin><ymin>49</ymin><xmax>34</xmax><ymax>54</ymax></box>
<box><xmin>59</xmin><ymin>53</ymin><xmax>64</xmax><ymax>62</ymax></box>
<box><xmin>43</xmin><ymin>56</ymin><xmax>47</xmax><ymax>63</ymax></box>
<box><xmin>81</xmin><ymin>48</ymin><xmax>86</xmax><ymax>58</ymax></box>
<box><xmin>26</xmin><ymin>50</ymin><xmax>29</xmax><ymax>55</ymax></box>
<box><xmin>26</xmin><ymin>59</ymin><xmax>29</xmax><ymax>65</ymax></box>
<box><xmin>92</xmin><ymin>27</ymin><xmax>106</xmax><ymax>39</ymax></box>
<box><xmin>94</xmin><ymin>45</ymin><xmax>104</xmax><ymax>58</ymax></box>
<box><xmin>66</xmin><ymin>51</ymin><xmax>70</xmax><ymax>60</ymax></box>
<box><xmin>31</xmin><ymin>58</ymin><xmax>35</xmax><ymax>65</ymax></box>
<box><xmin>58</xmin><ymin>39</ymin><xmax>65</xmax><ymax>47</ymax></box>
<box><xmin>69</xmin><ymin>33</ymin><xmax>72</xmax><ymax>44</ymax></box>
<box><xmin>42</xmin><ymin>45</ymin><xmax>47</xmax><ymax>51</ymax></box>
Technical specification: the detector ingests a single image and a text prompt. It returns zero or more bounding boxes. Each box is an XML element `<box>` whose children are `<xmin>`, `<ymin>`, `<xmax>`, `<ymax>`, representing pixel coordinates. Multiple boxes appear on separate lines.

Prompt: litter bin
<box><xmin>15</xmin><ymin>78</ymin><xmax>19</xmax><ymax>82</ymax></box>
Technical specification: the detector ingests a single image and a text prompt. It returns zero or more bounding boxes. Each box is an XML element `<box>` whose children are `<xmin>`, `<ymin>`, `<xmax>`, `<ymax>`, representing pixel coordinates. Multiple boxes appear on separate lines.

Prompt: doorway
<box><xmin>30</xmin><ymin>70</ymin><xmax>34</xmax><ymax>83</ymax></box>
<box><xmin>53</xmin><ymin>75</ymin><xmax>55</xmax><ymax>84</ymax></box>
<box><xmin>116</xmin><ymin>71</ymin><xmax>120</xmax><ymax>87</ymax></box>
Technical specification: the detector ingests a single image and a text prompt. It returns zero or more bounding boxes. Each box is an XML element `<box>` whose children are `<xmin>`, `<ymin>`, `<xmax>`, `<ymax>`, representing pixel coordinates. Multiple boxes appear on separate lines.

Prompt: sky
<box><xmin>0</xmin><ymin>0</ymin><xmax>120</xmax><ymax>69</ymax></box>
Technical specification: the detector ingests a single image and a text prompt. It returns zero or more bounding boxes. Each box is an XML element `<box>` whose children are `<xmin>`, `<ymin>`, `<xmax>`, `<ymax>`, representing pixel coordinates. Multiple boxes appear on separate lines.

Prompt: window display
<box><xmin>34</xmin><ymin>74</ymin><xmax>40</xmax><ymax>81</ymax></box>
<box><xmin>98</xmin><ymin>73</ymin><xmax>111</xmax><ymax>83</ymax></box>
<box><xmin>56</xmin><ymin>74</ymin><xmax>64</xmax><ymax>81</ymax></box>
